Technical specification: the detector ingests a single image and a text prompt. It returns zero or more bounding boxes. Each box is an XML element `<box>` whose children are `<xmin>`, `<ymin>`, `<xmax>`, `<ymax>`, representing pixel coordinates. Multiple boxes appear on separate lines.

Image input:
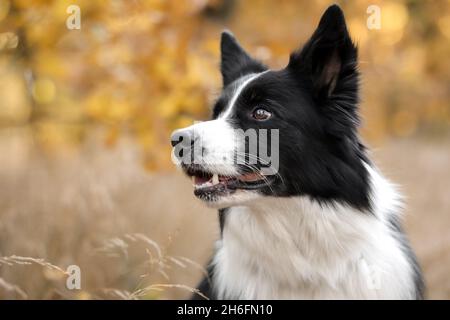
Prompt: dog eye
<box><xmin>252</xmin><ymin>108</ymin><xmax>272</xmax><ymax>121</ymax></box>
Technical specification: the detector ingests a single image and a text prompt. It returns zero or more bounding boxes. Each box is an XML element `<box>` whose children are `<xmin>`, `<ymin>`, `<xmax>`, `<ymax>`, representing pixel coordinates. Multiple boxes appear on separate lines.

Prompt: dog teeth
<box><xmin>196</xmin><ymin>181</ymin><xmax>212</xmax><ymax>189</ymax></box>
<box><xmin>193</xmin><ymin>174</ymin><xmax>221</xmax><ymax>189</ymax></box>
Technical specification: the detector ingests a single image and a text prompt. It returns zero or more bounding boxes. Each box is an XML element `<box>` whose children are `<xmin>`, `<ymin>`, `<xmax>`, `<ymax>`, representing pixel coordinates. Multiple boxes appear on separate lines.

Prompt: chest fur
<box><xmin>211</xmin><ymin>197</ymin><xmax>416</xmax><ymax>299</ymax></box>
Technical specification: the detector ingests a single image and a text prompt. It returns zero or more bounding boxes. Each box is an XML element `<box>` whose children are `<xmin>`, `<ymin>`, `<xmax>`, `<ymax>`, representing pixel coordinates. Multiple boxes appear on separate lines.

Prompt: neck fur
<box><xmin>212</xmin><ymin>164</ymin><xmax>412</xmax><ymax>299</ymax></box>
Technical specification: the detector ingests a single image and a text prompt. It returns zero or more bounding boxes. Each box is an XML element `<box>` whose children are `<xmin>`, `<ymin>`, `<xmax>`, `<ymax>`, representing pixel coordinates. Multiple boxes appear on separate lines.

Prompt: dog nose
<box><xmin>171</xmin><ymin>128</ymin><xmax>194</xmax><ymax>148</ymax></box>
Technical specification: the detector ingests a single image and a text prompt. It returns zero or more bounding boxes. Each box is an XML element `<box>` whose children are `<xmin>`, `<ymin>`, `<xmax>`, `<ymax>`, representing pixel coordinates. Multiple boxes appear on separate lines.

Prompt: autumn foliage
<box><xmin>0</xmin><ymin>0</ymin><xmax>449</xmax><ymax>170</ymax></box>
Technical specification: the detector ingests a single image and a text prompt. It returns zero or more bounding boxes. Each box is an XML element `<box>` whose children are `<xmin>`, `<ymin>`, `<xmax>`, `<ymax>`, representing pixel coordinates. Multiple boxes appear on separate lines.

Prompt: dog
<box><xmin>171</xmin><ymin>4</ymin><xmax>424</xmax><ymax>299</ymax></box>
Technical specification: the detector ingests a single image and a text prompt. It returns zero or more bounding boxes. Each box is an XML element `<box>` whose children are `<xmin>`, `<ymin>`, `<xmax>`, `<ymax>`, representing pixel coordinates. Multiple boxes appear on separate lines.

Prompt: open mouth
<box><xmin>183</xmin><ymin>165</ymin><xmax>273</xmax><ymax>201</ymax></box>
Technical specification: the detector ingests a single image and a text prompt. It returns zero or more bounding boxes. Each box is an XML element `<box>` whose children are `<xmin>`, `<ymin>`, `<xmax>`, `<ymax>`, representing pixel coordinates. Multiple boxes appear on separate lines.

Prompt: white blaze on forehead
<box><xmin>220</xmin><ymin>70</ymin><xmax>269</xmax><ymax>119</ymax></box>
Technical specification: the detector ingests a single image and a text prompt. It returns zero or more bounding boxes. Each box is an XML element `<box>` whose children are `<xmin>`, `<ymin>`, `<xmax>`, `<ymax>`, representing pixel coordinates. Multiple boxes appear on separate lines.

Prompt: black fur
<box><xmin>191</xmin><ymin>262</ymin><xmax>217</xmax><ymax>300</ymax></box>
<box><xmin>388</xmin><ymin>215</ymin><xmax>425</xmax><ymax>299</ymax></box>
<box><xmin>215</xmin><ymin>5</ymin><xmax>370</xmax><ymax>211</ymax></box>
<box><xmin>218</xmin><ymin>208</ymin><xmax>228</xmax><ymax>235</ymax></box>
<box><xmin>220</xmin><ymin>31</ymin><xmax>267</xmax><ymax>87</ymax></box>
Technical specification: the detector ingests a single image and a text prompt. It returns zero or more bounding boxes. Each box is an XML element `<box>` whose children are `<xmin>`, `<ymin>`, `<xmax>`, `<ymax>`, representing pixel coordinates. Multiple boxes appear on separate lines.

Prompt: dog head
<box><xmin>171</xmin><ymin>5</ymin><xmax>370</xmax><ymax>210</ymax></box>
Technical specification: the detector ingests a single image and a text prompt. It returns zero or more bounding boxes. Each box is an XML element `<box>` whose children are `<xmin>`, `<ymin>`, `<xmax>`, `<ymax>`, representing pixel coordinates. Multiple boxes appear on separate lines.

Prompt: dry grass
<box><xmin>0</xmin><ymin>127</ymin><xmax>448</xmax><ymax>299</ymax></box>
<box><xmin>0</xmin><ymin>127</ymin><xmax>217</xmax><ymax>299</ymax></box>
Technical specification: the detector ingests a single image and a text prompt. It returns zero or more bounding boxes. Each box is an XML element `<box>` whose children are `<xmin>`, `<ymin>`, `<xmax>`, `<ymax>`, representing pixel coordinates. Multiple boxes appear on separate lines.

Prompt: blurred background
<box><xmin>0</xmin><ymin>0</ymin><xmax>449</xmax><ymax>299</ymax></box>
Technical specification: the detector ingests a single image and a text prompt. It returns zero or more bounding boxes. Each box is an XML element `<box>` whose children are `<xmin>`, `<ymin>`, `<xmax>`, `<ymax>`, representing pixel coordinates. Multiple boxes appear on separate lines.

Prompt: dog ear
<box><xmin>288</xmin><ymin>5</ymin><xmax>358</xmax><ymax>99</ymax></box>
<box><xmin>220</xmin><ymin>31</ymin><xmax>267</xmax><ymax>87</ymax></box>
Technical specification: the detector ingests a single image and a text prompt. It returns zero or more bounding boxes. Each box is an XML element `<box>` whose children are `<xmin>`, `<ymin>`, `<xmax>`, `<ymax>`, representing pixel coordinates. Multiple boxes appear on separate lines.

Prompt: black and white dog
<box><xmin>171</xmin><ymin>5</ymin><xmax>424</xmax><ymax>299</ymax></box>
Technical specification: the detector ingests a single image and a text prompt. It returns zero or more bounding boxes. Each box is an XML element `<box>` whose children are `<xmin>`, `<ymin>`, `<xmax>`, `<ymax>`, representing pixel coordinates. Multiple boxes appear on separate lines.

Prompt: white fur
<box><xmin>179</xmin><ymin>119</ymin><xmax>238</xmax><ymax>175</ymax></box>
<box><xmin>211</xmin><ymin>164</ymin><xmax>417</xmax><ymax>299</ymax></box>
<box><xmin>220</xmin><ymin>71</ymin><xmax>268</xmax><ymax>119</ymax></box>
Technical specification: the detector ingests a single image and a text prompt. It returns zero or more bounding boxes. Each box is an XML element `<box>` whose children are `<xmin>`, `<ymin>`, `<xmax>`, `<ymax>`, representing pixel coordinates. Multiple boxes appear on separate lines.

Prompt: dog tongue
<box><xmin>193</xmin><ymin>172</ymin><xmax>262</xmax><ymax>186</ymax></box>
<box><xmin>194</xmin><ymin>176</ymin><xmax>210</xmax><ymax>185</ymax></box>
<box><xmin>238</xmin><ymin>172</ymin><xmax>262</xmax><ymax>182</ymax></box>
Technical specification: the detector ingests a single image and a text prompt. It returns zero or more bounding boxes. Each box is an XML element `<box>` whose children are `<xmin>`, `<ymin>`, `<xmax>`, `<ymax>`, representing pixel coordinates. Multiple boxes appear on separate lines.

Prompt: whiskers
<box><xmin>234</xmin><ymin>151</ymin><xmax>285</xmax><ymax>193</ymax></box>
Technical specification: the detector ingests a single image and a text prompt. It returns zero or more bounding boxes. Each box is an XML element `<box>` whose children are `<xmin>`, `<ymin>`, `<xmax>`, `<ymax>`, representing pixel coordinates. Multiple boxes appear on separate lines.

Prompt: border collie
<box><xmin>171</xmin><ymin>5</ymin><xmax>424</xmax><ymax>299</ymax></box>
